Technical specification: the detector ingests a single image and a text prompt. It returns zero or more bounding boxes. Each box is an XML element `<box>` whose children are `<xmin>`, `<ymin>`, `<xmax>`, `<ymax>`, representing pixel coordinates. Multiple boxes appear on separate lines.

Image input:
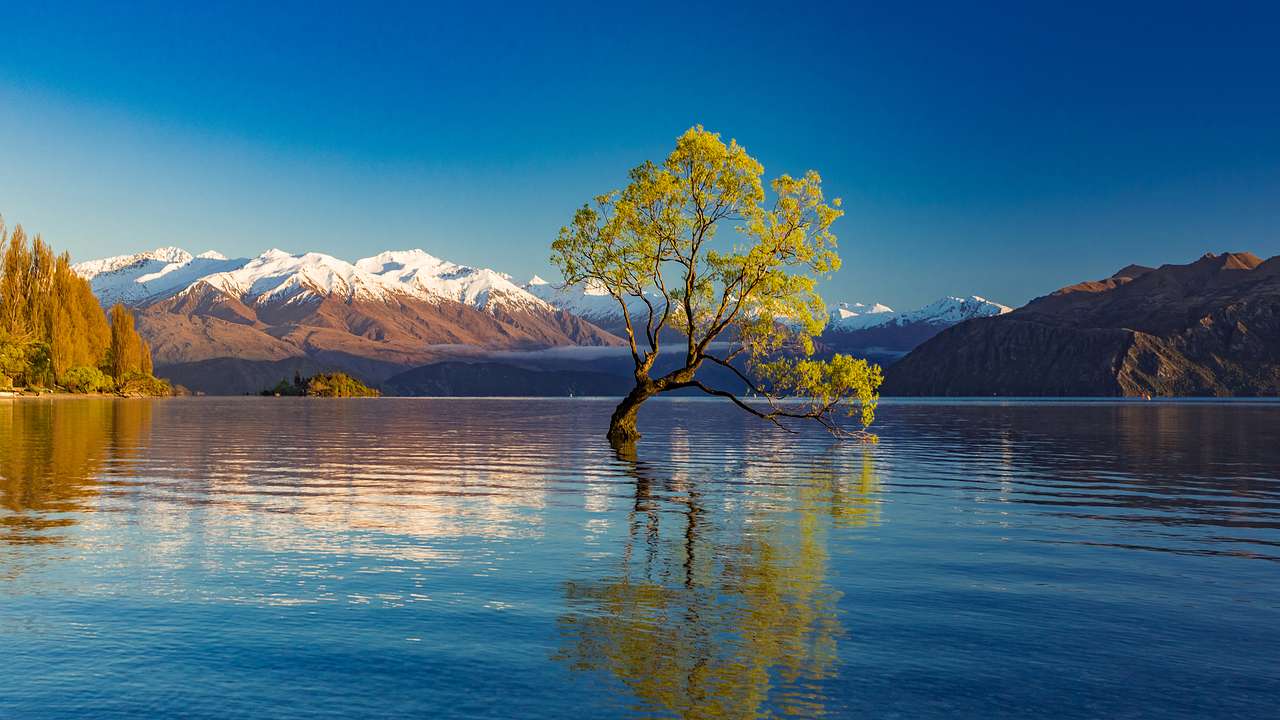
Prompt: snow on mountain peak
<box><xmin>355</xmin><ymin>249</ymin><xmax>451</xmax><ymax>278</ymax></box>
<box><xmin>902</xmin><ymin>295</ymin><xmax>1012</xmax><ymax>325</ymax></box>
<box><xmin>523</xmin><ymin>276</ymin><xmax>661</xmax><ymax>322</ymax></box>
<box><xmin>73</xmin><ymin>246</ymin><xmax>194</xmax><ymax>280</ymax></box>
<box><xmin>194</xmin><ymin>249</ymin><xmax>398</xmax><ymax>305</ymax></box>
<box><xmin>355</xmin><ymin>250</ymin><xmax>549</xmax><ymax>311</ymax></box>
<box><xmin>76</xmin><ymin>244</ymin><xmax>561</xmax><ymax>314</ymax></box>
<box><xmin>827</xmin><ymin>301</ymin><xmax>896</xmax><ymax>330</ymax></box>
<box><xmin>834</xmin><ymin>301</ymin><xmax>894</xmax><ymax>317</ymax></box>
<box><xmin>72</xmin><ymin>246</ymin><xmax>241</xmax><ymax>306</ymax></box>
<box><xmin>145</xmin><ymin>246</ymin><xmax>194</xmax><ymax>264</ymax></box>
<box><xmin>74</xmin><ymin>244</ymin><xmax>1012</xmax><ymax>338</ymax></box>
<box><xmin>827</xmin><ymin>295</ymin><xmax>1010</xmax><ymax>332</ymax></box>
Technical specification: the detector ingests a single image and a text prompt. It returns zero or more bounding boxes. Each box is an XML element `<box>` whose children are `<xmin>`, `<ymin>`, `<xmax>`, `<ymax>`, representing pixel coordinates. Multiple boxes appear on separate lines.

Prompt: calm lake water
<box><xmin>1</xmin><ymin>397</ymin><xmax>1278</xmax><ymax>718</ymax></box>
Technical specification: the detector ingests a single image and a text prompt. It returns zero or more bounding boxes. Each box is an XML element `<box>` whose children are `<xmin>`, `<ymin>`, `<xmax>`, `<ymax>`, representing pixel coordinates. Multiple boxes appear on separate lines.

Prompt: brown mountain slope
<box><xmin>156</xmin><ymin>355</ymin><xmax>413</xmax><ymax>395</ymax></box>
<box><xmin>139</xmin><ymin>283</ymin><xmax>623</xmax><ymax>388</ymax></box>
<box><xmin>883</xmin><ymin>252</ymin><xmax>1280</xmax><ymax>396</ymax></box>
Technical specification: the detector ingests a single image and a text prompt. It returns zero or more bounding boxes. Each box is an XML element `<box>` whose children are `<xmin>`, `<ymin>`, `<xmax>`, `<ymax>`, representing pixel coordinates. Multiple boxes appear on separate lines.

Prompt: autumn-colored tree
<box><xmin>0</xmin><ymin>224</ymin><xmax>33</xmax><ymax>337</ymax></box>
<box><xmin>140</xmin><ymin>340</ymin><xmax>153</xmax><ymax>376</ymax></box>
<box><xmin>553</xmin><ymin>127</ymin><xmax>881</xmax><ymax>444</ymax></box>
<box><xmin>49</xmin><ymin>251</ymin><xmax>109</xmax><ymax>378</ymax></box>
<box><xmin>0</xmin><ymin>217</ymin><xmax>154</xmax><ymax>391</ymax></box>
<box><xmin>108</xmin><ymin>303</ymin><xmax>146</xmax><ymax>380</ymax></box>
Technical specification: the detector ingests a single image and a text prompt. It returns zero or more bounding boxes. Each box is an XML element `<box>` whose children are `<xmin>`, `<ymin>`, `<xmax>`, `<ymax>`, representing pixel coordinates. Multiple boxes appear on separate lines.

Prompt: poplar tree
<box><xmin>109</xmin><ymin>303</ymin><xmax>144</xmax><ymax>380</ymax></box>
<box><xmin>0</xmin><ymin>217</ymin><xmax>154</xmax><ymax>390</ymax></box>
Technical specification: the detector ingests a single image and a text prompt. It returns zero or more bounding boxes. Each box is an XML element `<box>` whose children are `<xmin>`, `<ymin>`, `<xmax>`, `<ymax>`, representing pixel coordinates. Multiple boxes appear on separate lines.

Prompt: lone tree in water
<box><xmin>552</xmin><ymin>126</ymin><xmax>882</xmax><ymax>445</ymax></box>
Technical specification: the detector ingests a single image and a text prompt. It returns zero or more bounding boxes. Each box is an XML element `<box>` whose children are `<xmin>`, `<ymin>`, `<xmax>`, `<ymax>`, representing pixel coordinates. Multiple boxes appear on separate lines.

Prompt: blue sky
<box><xmin>1</xmin><ymin>1</ymin><xmax>1277</xmax><ymax>309</ymax></box>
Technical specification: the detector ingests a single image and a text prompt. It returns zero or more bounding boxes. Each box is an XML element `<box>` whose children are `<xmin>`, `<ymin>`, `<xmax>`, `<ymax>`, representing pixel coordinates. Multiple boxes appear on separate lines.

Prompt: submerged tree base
<box><xmin>606</xmin><ymin>422</ymin><xmax>642</xmax><ymax>446</ymax></box>
<box><xmin>606</xmin><ymin>388</ymin><xmax>649</xmax><ymax>446</ymax></box>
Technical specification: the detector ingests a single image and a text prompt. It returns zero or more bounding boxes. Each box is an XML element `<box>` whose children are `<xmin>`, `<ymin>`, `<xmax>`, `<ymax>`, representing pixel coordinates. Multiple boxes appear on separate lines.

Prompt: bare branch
<box><xmin>673</xmin><ymin>380</ymin><xmax>797</xmax><ymax>434</ymax></box>
<box><xmin>700</xmin><ymin>354</ymin><xmax>766</xmax><ymax>395</ymax></box>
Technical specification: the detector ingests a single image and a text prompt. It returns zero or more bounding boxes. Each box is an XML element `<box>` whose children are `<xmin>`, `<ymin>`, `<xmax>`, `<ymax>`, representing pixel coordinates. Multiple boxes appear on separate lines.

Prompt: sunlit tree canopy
<box><xmin>552</xmin><ymin>126</ymin><xmax>882</xmax><ymax>443</ymax></box>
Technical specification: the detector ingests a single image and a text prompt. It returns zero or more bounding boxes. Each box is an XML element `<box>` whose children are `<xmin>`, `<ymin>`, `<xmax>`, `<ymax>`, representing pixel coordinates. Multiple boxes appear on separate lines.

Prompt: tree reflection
<box><xmin>0</xmin><ymin>399</ymin><xmax>152</xmax><ymax>544</ymax></box>
<box><xmin>557</xmin><ymin>443</ymin><xmax>879</xmax><ymax>718</ymax></box>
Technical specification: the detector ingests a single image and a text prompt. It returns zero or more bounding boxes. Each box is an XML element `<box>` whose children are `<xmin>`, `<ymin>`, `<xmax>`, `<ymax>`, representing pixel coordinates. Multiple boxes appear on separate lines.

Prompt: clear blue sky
<box><xmin>1</xmin><ymin>1</ymin><xmax>1277</xmax><ymax>309</ymax></box>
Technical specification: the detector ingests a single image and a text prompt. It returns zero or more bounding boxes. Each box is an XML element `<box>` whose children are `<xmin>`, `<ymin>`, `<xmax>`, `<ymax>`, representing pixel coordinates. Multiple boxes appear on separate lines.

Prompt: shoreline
<box><xmin>0</xmin><ymin>390</ymin><xmax>173</xmax><ymax>399</ymax></box>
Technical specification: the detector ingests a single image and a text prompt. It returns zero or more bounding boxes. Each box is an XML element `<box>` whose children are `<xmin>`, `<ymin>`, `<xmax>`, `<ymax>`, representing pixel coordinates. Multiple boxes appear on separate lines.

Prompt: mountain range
<box><xmin>820</xmin><ymin>295</ymin><xmax>1010</xmax><ymax>354</ymax></box>
<box><xmin>884</xmin><ymin>252</ymin><xmax>1280</xmax><ymax>396</ymax></box>
<box><xmin>74</xmin><ymin>246</ymin><xmax>1008</xmax><ymax>394</ymax></box>
<box><xmin>74</xmin><ymin>247</ymin><xmax>620</xmax><ymax>387</ymax></box>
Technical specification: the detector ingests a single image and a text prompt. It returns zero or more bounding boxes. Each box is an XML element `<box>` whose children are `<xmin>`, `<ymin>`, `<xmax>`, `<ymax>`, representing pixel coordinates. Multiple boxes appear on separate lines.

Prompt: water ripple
<box><xmin>0</xmin><ymin>397</ymin><xmax>1277</xmax><ymax>718</ymax></box>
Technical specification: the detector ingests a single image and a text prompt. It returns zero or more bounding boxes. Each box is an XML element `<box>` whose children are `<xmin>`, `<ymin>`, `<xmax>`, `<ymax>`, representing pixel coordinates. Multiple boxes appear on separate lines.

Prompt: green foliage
<box><xmin>116</xmin><ymin>372</ymin><xmax>173</xmax><ymax>397</ymax></box>
<box><xmin>551</xmin><ymin>127</ymin><xmax>881</xmax><ymax>439</ymax></box>
<box><xmin>261</xmin><ymin>371</ymin><xmax>379</xmax><ymax>397</ymax></box>
<box><xmin>262</xmin><ymin>378</ymin><xmax>304</xmax><ymax>396</ymax></box>
<box><xmin>0</xmin><ymin>329</ymin><xmax>29</xmax><ymax>388</ymax></box>
<box><xmin>306</xmin><ymin>372</ymin><xmax>380</xmax><ymax>397</ymax></box>
<box><xmin>756</xmin><ymin>354</ymin><xmax>883</xmax><ymax>432</ymax></box>
<box><xmin>60</xmin><ymin>365</ymin><xmax>115</xmax><ymax>394</ymax></box>
<box><xmin>24</xmin><ymin>342</ymin><xmax>53</xmax><ymax>389</ymax></box>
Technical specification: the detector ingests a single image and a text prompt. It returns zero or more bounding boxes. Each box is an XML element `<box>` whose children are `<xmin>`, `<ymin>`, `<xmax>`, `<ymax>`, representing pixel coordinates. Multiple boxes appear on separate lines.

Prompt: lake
<box><xmin>1</xmin><ymin>397</ymin><xmax>1277</xmax><ymax>718</ymax></box>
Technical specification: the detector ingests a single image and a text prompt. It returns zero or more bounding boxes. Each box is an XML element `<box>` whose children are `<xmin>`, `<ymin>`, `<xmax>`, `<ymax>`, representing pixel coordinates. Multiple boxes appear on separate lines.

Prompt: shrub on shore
<box><xmin>116</xmin><ymin>372</ymin><xmax>173</xmax><ymax>398</ymax></box>
<box><xmin>61</xmin><ymin>366</ymin><xmax>115</xmax><ymax>394</ymax></box>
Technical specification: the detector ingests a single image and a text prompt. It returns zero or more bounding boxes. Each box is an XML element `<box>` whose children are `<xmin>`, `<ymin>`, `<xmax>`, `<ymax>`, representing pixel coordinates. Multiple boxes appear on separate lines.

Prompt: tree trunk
<box><xmin>607</xmin><ymin>384</ymin><xmax>652</xmax><ymax>446</ymax></box>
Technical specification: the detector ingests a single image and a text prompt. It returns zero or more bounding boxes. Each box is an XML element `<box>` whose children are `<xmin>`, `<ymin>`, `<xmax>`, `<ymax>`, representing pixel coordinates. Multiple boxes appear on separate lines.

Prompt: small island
<box><xmin>261</xmin><ymin>371</ymin><xmax>380</xmax><ymax>398</ymax></box>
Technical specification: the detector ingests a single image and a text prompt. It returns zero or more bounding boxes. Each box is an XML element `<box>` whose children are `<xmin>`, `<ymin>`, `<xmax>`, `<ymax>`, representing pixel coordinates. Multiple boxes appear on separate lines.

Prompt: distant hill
<box><xmin>155</xmin><ymin>356</ymin><xmax>409</xmax><ymax>396</ymax></box>
<box><xmin>382</xmin><ymin>361</ymin><xmax>629</xmax><ymax>397</ymax></box>
<box><xmin>884</xmin><ymin>252</ymin><xmax>1280</xmax><ymax>396</ymax></box>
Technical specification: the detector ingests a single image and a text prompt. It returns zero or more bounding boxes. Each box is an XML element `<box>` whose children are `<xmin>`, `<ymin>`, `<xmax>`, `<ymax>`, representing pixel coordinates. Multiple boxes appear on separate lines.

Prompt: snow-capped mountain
<box><xmin>524</xmin><ymin>276</ymin><xmax>614</xmax><ymax>318</ymax></box>
<box><xmin>72</xmin><ymin>246</ymin><xmax>196</xmax><ymax>278</ymax></box>
<box><xmin>827</xmin><ymin>302</ymin><xmax>897</xmax><ymax>330</ymax></box>
<box><xmin>73</xmin><ymin>247</ymin><xmax>240</xmax><ymax>306</ymax></box>
<box><xmin>828</xmin><ymin>295</ymin><xmax>1010</xmax><ymax>332</ymax></box>
<box><xmin>72</xmin><ymin>247</ymin><xmax>623</xmax><ymax>389</ymax></box>
<box><xmin>196</xmin><ymin>249</ymin><xmax>403</xmax><ymax>305</ymax></box>
<box><xmin>522</xmin><ymin>276</ymin><xmax>683</xmax><ymax>341</ymax></box>
<box><xmin>821</xmin><ymin>295</ymin><xmax>1012</xmax><ymax>355</ymax></box>
<box><xmin>75</xmin><ymin>246</ymin><xmax>558</xmax><ymax>315</ymax></box>
<box><xmin>524</xmin><ymin>278</ymin><xmax>1010</xmax><ymax>340</ymax></box>
<box><xmin>901</xmin><ymin>295</ymin><xmax>1011</xmax><ymax>324</ymax></box>
<box><xmin>523</xmin><ymin>276</ymin><xmax>659</xmax><ymax>321</ymax></box>
<box><xmin>357</xmin><ymin>250</ymin><xmax>550</xmax><ymax>312</ymax></box>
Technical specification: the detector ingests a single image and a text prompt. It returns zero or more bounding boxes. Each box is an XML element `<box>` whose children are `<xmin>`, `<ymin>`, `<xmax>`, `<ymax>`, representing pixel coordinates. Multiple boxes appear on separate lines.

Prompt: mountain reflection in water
<box><xmin>0</xmin><ymin>398</ymin><xmax>1276</xmax><ymax>719</ymax></box>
